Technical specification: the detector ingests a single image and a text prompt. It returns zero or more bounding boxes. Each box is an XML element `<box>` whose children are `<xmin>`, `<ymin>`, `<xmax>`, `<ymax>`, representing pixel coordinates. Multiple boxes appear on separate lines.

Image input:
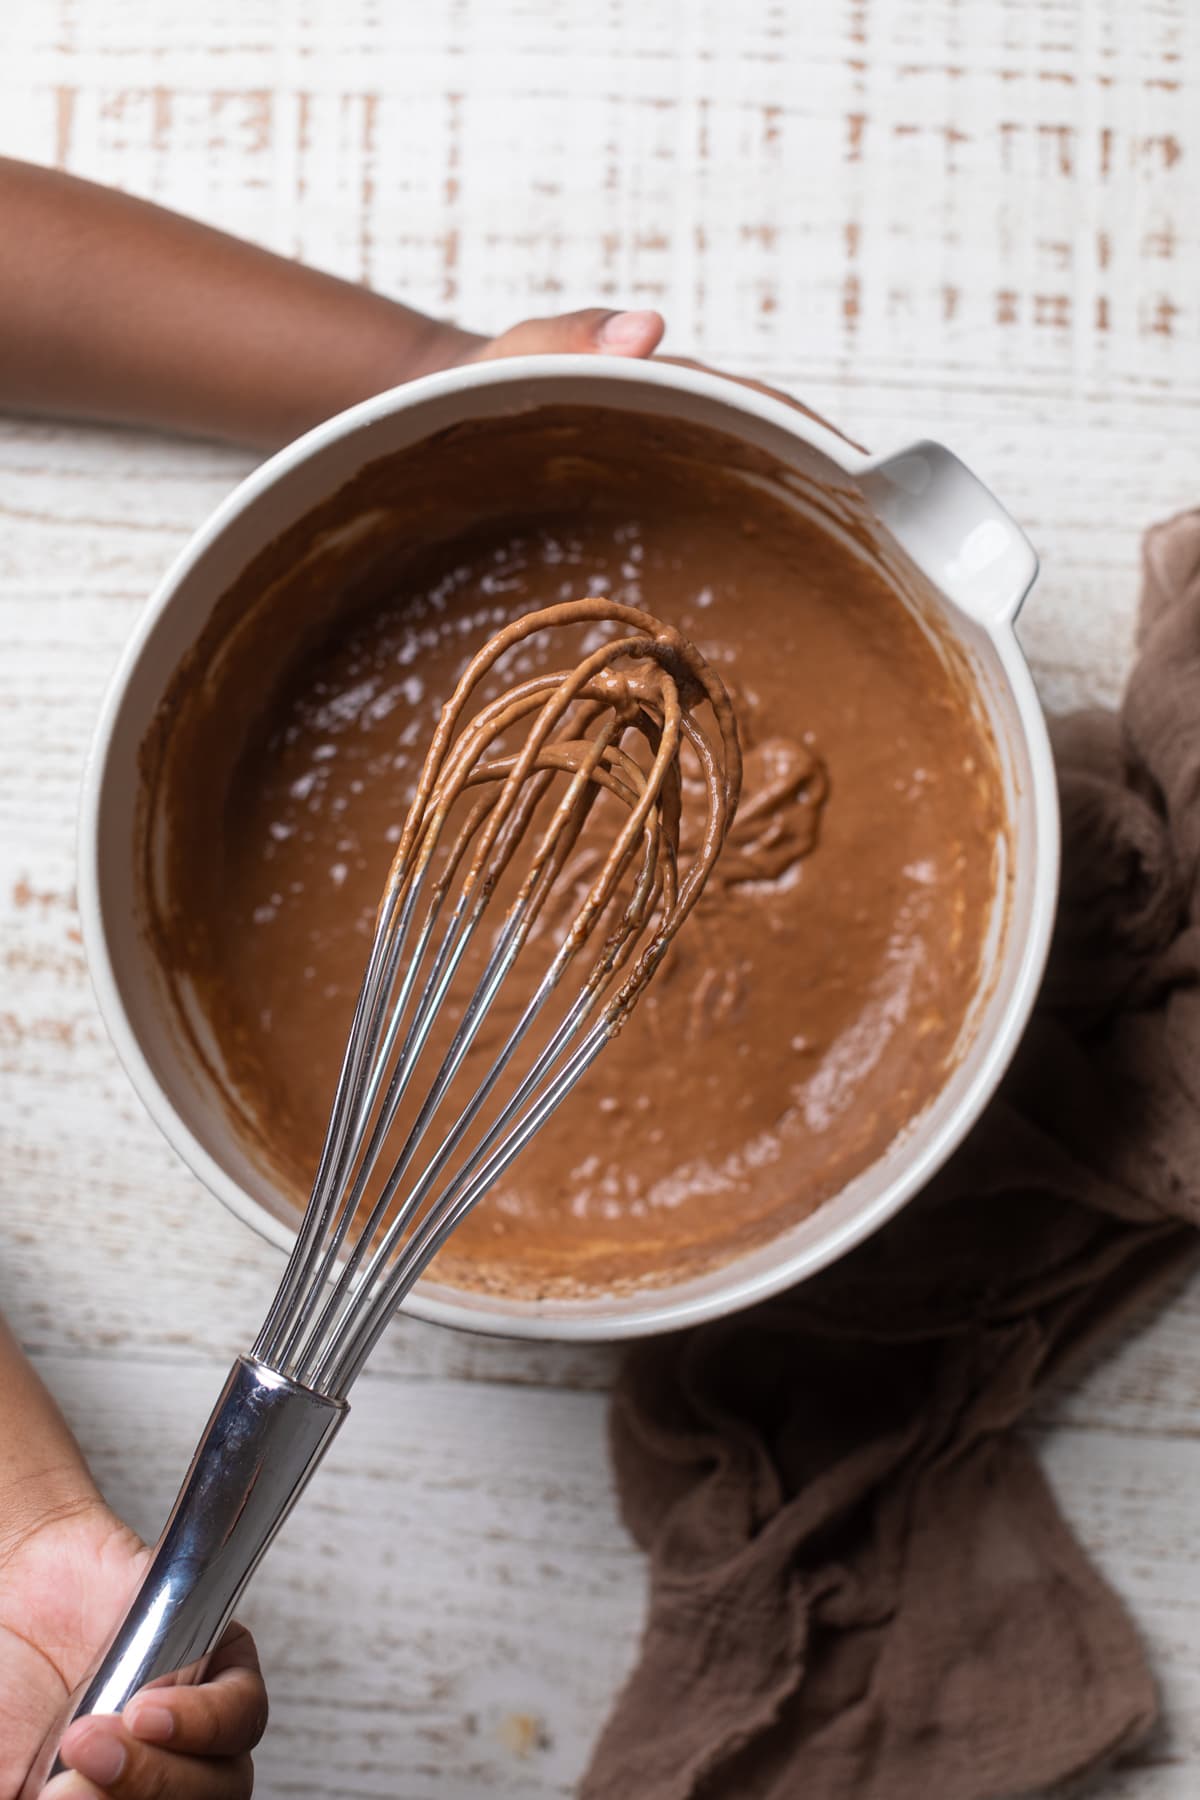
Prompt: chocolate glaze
<box><xmin>143</xmin><ymin>405</ymin><xmax>1004</xmax><ymax>1296</ymax></box>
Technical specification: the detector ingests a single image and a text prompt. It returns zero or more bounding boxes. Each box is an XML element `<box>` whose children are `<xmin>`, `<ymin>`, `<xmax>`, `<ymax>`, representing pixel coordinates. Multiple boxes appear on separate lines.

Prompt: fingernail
<box><xmin>127</xmin><ymin>1701</ymin><xmax>174</xmax><ymax>1743</ymax></box>
<box><xmin>598</xmin><ymin>309</ymin><xmax>660</xmax><ymax>347</ymax></box>
<box><xmin>66</xmin><ymin>1729</ymin><xmax>126</xmax><ymax>1786</ymax></box>
<box><xmin>40</xmin><ymin>1776</ymin><xmax>104</xmax><ymax>1799</ymax></box>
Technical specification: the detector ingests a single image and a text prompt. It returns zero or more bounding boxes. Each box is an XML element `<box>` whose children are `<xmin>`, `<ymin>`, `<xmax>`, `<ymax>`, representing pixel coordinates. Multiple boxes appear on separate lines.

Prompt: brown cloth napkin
<box><xmin>584</xmin><ymin>510</ymin><xmax>1200</xmax><ymax>1800</ymax></box>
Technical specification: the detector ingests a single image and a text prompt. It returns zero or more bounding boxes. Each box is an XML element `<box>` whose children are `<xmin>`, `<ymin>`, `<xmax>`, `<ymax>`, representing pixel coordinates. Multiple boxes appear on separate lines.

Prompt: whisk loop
<box><xmin>255</xmin><ymin>597</ymin><xmax>740</xmax><ymax>1397</ymax></box>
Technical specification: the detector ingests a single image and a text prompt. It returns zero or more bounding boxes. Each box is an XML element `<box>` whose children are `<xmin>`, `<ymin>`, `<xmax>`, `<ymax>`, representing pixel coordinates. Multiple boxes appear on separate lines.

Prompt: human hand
<box><xmin>0</xmin><ymin>1496</ymin><xmax>266</xmax><ymax>1800</ymax></box>
<box><xmin>450</xmin><ymin>305</ymin><xmax>665</xmax><ymax>367</ymax></box>
<box><xmin>0</xmin><ymin>157</ymin><xmax>665</xmax><ymax>446</ymax></box>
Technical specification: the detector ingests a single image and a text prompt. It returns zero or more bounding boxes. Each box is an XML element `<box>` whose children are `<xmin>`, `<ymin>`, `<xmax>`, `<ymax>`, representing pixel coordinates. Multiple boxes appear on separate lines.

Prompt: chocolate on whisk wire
<box><xmin>257</xmin><ymin>597</ymin><xmax>742</xmax><ymax>1394</ymax></box>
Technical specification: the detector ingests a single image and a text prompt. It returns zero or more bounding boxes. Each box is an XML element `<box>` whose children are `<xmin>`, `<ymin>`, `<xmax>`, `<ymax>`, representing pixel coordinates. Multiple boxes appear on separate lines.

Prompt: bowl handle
<box><xmin>857</xmin><ymin>440</ymin><xmax>1039</xmax><ymax>627</ymax></box>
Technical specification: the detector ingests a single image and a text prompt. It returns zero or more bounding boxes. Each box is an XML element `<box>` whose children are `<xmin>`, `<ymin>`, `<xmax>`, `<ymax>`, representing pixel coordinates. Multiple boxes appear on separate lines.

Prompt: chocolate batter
<box><xmin>143</xmin><ymin>406</ymin><xmax>1003</xmax><ymax>1295</ymax></box>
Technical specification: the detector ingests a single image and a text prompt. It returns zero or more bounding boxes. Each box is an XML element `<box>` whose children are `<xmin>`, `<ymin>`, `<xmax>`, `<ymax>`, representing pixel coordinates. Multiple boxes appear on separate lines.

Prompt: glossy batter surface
<box><xmin>146</xmin><ymin>408</ymin><xmax>1003</xmax><ymax>1294</ymax></box>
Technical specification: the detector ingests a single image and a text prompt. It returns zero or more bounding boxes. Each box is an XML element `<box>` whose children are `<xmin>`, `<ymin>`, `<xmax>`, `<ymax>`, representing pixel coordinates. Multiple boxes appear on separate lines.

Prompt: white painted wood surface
<box><xmin>1</xmin><ymin>1</ymin><xmax>1199</xmax><ymax>1792</ymax></box>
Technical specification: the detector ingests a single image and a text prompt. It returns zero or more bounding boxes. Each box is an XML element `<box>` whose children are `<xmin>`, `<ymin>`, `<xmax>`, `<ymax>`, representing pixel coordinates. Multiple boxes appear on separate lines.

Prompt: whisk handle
<box><xmin>21</xmin><ymin>1355</ymin><xmax>345</xmax><ymax>1796</ymax></box>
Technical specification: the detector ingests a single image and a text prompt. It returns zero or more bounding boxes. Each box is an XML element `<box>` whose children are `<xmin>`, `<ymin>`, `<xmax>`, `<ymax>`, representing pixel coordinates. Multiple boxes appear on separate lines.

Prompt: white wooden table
<box><xmin>2</xmin><ymin>3</ymin><xmax>1199</xmax><ymax>1793</ymax></box>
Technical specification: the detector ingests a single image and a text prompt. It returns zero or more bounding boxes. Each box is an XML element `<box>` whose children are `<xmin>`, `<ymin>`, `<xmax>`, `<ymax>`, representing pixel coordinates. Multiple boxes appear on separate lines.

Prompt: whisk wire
<box><xmin>321</xmin><ymin>1010</ymin><xmax>614</xmax><ymax>1392</ymax></box>
<box><xmin>280</xmin><ymin>702</ymin><xmax>632</xmax><ymax>1373</ymax></box>
<box><xmin>255</xmin><ymin>600</ymin><xmax>740</xmax><ymax>1400</ymax></box>
<box><xmin>302</xmin><ymin>790</ymin><xmax>672</xmax><ymax>1392</ymax></box>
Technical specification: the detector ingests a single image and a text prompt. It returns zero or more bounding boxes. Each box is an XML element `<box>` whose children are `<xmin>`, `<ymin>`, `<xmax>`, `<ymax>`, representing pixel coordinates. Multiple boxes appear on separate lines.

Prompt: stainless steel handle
<box><xmin>21</xmin><ymin>1356</ymin><xmax>345</xmax><ymax>1796</ymax></box>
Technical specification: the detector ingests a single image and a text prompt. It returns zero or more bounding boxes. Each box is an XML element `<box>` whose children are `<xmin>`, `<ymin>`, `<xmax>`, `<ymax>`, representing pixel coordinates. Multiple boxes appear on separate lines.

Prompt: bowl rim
<box><xmin>76</xmin><ymin>353</ymin><xmax>1060</xmax><ymax>1341</ymax></box>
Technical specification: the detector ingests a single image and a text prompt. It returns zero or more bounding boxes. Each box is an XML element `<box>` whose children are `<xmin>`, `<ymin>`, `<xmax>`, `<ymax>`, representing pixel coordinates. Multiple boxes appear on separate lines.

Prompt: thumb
<box><xmin>474</xmin><ymin>307</ymin><xmax>665</xmax><ymax>361</ymax></box>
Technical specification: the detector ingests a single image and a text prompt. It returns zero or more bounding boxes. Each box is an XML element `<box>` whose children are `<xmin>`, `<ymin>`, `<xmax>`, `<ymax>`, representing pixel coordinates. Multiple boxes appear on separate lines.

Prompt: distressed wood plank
<box><xmin>1</xmin><ymin>0</ymin><xmax>1199</xmax><ymax>1792</ymax></box>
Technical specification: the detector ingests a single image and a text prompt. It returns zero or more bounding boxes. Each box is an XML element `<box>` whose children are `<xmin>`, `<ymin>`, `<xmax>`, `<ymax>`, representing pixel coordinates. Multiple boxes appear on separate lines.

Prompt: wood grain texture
<box><xmin>1</xmin><ymin>0</ymin><xmax>1198</xmax><ymax>1793</ymax></box>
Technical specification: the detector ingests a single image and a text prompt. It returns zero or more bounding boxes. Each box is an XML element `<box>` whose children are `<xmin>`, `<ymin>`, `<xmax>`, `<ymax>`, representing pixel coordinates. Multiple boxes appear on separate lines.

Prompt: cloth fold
<box><xmin>584</xmin><ymin>509</ymin><xmax>1200</xmax><ymax>1800</ymax></box>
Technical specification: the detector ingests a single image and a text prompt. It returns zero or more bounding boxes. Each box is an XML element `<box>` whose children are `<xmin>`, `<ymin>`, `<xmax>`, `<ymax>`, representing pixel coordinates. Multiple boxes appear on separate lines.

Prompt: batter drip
<box><xmin>143</xmin><ymin>405</ymin><xmax>1003</xmax><ymax>1295</ymax></box>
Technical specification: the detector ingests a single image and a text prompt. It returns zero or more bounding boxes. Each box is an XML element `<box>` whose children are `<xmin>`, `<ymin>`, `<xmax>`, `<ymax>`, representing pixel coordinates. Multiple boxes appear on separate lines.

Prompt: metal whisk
<box><xmin>26</xmin><ymin>597</ymin><xmax>740</xmax><ymax>1787</ymax></box>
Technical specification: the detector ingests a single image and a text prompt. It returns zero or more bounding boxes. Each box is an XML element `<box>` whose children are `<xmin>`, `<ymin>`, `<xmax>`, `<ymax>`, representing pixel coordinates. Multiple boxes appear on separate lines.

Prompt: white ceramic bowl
<box><xmin>78</xmin><ymin>356</ymin><xmax>1058</xmax><ymax>1340</ymax></box>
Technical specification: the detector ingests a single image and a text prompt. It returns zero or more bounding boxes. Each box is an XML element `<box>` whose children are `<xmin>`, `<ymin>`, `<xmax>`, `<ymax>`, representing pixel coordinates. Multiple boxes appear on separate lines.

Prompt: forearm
<box><xmin>0</xmin><ymin>1315</ymin><xmax>98</xmax><ymax>1553</ymax></box>
<box><xmin>0</xmin><ymin>157</ymin><xmax>483</xmax><ymax>450</ymax></box>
